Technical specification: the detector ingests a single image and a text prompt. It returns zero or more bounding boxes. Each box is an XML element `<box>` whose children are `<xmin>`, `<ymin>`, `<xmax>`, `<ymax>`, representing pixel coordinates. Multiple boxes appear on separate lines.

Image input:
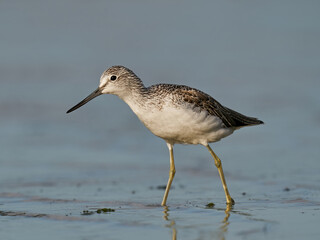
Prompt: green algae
<box><xmin>96</xmin><ymin>208</ymin><xmax>115</xmax><ymax>214</ymax></box>
<box><xmin>205</xmin><ymin>203</ymin><xmax>215</xmax><ymax>208</ymax></box>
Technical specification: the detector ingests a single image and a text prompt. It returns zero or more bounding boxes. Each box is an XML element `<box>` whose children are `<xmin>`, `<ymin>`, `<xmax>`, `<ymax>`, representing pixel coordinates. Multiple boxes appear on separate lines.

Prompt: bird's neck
<box><xmin>118</xmin><ymin>80</ymin><xmax>149</xmax><ymax>110</ymax></box>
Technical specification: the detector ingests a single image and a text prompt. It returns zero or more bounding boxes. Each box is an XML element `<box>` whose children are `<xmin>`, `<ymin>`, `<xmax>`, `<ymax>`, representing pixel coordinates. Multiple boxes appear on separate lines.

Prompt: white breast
<box><xmin>125</xmin><ymin>99</ymin><xmax>234</xmax><ymax>146</ymax></box>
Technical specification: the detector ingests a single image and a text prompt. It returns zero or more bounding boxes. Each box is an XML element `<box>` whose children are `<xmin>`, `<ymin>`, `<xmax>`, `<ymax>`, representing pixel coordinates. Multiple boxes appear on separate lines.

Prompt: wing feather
<box><xmin>171</xmin><ymin>85</ymin><xmax>264</xmax><ymax>128</ymax></box>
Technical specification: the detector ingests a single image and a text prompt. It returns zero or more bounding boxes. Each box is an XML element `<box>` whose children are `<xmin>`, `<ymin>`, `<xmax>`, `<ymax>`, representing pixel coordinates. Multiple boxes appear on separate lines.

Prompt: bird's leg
<box><xmin>206</xmin><ymin>145</ymin><xmax>235</xmax><ymax>205</ymax></box>
<box><xmin>161</xmin><ymin>143</ymin><xmax>176</xmax><ymax>206</ymax></box>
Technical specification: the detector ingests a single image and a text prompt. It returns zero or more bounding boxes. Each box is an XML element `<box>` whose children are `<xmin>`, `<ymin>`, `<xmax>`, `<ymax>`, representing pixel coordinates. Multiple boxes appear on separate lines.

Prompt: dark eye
<box><xmin>110</xmin><ymin>75</ymin><xmax>117</xmax><ymax>81</ymax></box>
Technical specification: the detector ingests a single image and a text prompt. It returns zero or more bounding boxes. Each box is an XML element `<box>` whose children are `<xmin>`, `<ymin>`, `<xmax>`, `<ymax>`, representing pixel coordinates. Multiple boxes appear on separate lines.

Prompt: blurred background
<box><xmin>0</xmin><ymin>1</ymin><xmax>319</xmax><ymax>240</ymax></box>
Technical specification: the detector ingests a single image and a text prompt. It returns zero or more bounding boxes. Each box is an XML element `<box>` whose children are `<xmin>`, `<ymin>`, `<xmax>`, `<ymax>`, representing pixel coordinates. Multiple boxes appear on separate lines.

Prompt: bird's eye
<box><xmin>110</xmin><ymin>75</ymin><xmax>117</xmax><ymax>81</ymax></box>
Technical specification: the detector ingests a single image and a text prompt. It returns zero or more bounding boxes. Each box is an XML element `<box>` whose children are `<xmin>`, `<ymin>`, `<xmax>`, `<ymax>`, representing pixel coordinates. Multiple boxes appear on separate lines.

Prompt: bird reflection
<box><xmin>162</xmin><ymin>204</ymin><xmax>233</xmax><ymax>240</ymax></box>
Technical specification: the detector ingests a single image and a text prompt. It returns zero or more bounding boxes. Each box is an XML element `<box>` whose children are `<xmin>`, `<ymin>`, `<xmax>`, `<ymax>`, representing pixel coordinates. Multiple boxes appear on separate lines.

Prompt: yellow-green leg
<box><xmin>161</xmin><ymin>143</ymin><xmax>176</xmax><ymax>206</ymax></box>
<box><xmin>206</xmin><ymin>145</ymin><xmax>235</xmax><ymax>205</ymax></box>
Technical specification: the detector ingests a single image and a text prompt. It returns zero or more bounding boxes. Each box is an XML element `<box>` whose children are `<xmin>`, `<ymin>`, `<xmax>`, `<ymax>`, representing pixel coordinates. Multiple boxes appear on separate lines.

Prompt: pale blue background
<box><xmin>1</xmin><ymin>1</ymin><xmax>319</xmax><ymax>240</ymax></box>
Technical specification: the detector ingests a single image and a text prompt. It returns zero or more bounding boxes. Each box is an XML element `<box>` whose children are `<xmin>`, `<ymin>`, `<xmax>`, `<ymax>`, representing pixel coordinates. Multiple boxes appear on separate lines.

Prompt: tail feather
<box><xmin>223</xmin><ymin>107</ymin><xmax>264</xmax><ymax>128</ymax></box>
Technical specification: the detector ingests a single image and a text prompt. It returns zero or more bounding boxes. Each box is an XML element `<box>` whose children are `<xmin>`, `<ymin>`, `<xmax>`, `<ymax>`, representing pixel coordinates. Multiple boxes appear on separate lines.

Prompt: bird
<box><xmin>67</xmin><ymin>65</ymin><xmax>263</xmax><ymax>206</ymax></box>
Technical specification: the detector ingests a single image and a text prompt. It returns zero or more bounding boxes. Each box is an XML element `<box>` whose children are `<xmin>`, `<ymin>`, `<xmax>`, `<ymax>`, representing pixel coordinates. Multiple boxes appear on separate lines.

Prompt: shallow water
<box><xmin>1</xmin><ymin>1</ymin><xmax>320</xmax><ymax>239</ymax></box>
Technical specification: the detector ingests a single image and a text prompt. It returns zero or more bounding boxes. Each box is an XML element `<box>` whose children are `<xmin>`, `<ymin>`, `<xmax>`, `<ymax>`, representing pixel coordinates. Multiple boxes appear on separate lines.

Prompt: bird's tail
<box><xmin>224</xmin><ymin>107</ymin><xmax>264</xmax><ymax>128</ymax></box>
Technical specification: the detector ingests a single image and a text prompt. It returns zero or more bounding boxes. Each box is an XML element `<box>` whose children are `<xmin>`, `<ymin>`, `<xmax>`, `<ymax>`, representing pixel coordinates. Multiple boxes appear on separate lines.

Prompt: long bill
<box><xmin>66</xmin><ymin>88</ymin><xmax>102</xmax><ymax>113</ymax></box>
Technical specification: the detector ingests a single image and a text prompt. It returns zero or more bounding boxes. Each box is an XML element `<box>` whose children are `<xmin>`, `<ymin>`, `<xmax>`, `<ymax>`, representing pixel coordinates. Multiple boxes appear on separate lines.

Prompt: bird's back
<box><xmin>146</xmin><ymin>84</ymin><xmax>264</xmax><ymax>129</ymax></box>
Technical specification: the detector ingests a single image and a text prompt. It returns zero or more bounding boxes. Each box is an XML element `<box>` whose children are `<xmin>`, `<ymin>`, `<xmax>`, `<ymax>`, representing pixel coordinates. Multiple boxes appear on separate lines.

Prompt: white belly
<box><xmin>128</xmin><ymin>101</ymin><xmax>234</xmax><ymax>145</ymax></box>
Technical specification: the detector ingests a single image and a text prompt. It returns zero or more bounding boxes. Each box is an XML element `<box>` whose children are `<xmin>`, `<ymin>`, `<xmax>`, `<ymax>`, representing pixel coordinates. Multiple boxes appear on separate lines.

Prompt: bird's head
<box><xmin>66</xmin><ymin>65</ymin><xmax>143</xmax><ymax>114</ymax></box>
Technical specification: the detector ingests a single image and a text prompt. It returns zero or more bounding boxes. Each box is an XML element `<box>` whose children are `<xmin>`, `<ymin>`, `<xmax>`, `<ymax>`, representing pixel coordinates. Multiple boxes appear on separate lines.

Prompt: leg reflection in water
<box><xmin>218</xmin><ymin>204</ymin><xmax>233</xmax><ymax>240</ymax></box>
<box><xmin>163</xmin><ymin>206</ymin><xmax>177</xmax><ymax>240</ymax></box>
<box><xmin>162</xmin><ymin>204</ymin><xmax>233</xmax><ymax>240</ymax></box>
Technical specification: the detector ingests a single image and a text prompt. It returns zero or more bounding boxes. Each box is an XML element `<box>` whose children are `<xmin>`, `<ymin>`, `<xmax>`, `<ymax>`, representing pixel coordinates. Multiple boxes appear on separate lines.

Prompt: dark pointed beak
<box><xmin>66</xmin><ymin>88</ymin><xmax>102</xmax><ymax>113</ymax></box>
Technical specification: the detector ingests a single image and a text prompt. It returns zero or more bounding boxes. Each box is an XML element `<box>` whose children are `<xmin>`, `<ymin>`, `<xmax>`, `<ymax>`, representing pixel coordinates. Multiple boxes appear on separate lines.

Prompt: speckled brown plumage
<box><xmin>146</xmin><ymin>84</ymin><xmax>263</xmax><ymax>128</ymax></box>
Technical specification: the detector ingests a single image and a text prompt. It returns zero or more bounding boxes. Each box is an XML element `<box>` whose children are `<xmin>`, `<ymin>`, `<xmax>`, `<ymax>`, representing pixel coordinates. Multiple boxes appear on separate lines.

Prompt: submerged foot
<box><xmin>227</xmin><ymin>198</ymin><xmax>235</xmax><ymax>205</ymax></box>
